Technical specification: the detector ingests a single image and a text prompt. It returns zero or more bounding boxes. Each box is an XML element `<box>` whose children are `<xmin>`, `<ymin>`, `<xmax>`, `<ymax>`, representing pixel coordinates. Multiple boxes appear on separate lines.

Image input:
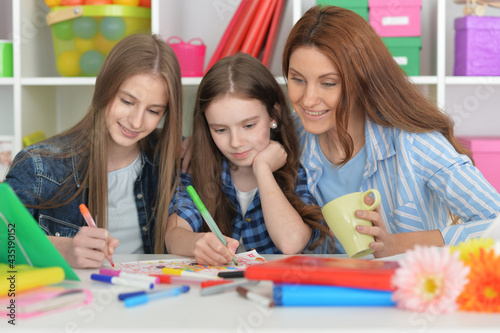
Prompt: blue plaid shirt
<box><xmin>170</xmin><ymin>159</ymin><xmax>320</xmax><ymax>254</ymax></box>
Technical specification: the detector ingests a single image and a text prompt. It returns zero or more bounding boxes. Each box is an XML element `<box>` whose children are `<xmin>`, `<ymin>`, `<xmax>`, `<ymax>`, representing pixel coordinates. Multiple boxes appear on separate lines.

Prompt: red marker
<box><xmin>79</xmin><ymin>204</ymin><xmax>115</xmax><ymax>267</ymax></box>
<box><xmin>201</xmin><ymin>280</ymin><xmax>233</xmax><ymax>288</ymax></box>
<box><xmin>150</xmin><ymin>274</ymin><xmax>207</xmax><ymax>285</ymax></box>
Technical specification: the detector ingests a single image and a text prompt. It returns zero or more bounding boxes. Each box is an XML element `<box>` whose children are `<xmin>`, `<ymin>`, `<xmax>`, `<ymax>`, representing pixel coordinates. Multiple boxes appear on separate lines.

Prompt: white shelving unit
<box><xmin>1</xmin><ymin>0</ymin><xmax>499</xmax><ymax>156</ymax></box>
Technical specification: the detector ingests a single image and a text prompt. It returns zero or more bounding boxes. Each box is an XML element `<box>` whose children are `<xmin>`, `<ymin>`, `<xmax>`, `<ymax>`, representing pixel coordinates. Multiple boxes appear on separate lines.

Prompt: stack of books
<box><xmin>206</xmin><ymin>0</ymin><xmax>285</xmax><ymax>72</ymax></box>
<box><xmin>245</xmin><ymin>256</ymin><xmax>399</xmax><ymax>306</ymax></box>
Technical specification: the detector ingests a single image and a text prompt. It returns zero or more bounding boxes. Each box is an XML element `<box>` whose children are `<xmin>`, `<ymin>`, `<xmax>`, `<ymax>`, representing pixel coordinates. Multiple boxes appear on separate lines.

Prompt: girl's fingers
<box><xmin>196</xmin><ymin>250</ymin><xmax>229</xmax><ymax>266</ymax></box>
<box><xmin>72</xmin><ymin>244</ymin><xmax>106</xmax><ymax>267</ymax></box>
<box><xmin>224</xmin><ymin>237</ymin><xmax>240</xmax><ymax>255</ymax></box>
<box><xmin>78</xmin><ymin>226</ymin><xmax>109</xmax><ymax>239</ymax></box>
<box><xmin>108</xmin><ymin>236</ymin><xmax>120</xmax><ymax>255</ymax></box>
<box><xmin>195</xmin><ymin>235</ymin><xmax>232</xmax><ymax>265</ymax></box>
<box><xmin>206</xmin><ymin>234</ymin><xmax>237</xmax><ymax>261</ymax></box>
<box><xmin>73</xmin><ymin>233</ymin><xmax>108</xmax><ymax>253</ymax></box>
<box><xmin>207</xmin><ymin>241</ymin><xmax>234</xmax><ymax>264</ymax></box>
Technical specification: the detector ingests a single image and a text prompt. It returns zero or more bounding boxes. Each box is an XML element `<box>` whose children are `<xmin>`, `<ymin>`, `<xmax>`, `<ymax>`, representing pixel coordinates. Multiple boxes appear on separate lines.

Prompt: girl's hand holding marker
<box><xmin>186</xmin><ymin>185</ymin><xmax>238</xmax><ymax>266</ymax></box>
<box><xmin>79</xmin><ymin>204</ymin><xmax>117</xmax><ymax>267</ymax></box>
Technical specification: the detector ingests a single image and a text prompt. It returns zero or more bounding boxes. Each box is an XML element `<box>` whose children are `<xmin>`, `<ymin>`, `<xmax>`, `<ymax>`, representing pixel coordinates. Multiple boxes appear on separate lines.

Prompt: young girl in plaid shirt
<box><xmin>166</xmin><ymin>53</ymin><xmax>331</xmax><ymax>265</ymax></box>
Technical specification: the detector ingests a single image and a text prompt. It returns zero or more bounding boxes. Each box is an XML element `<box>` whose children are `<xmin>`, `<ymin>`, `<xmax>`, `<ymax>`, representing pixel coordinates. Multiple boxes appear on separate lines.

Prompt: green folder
<box><xmin>0</xmin><ymin>183</ymin><xmax>79</xmax><ymax>281</ymax></box>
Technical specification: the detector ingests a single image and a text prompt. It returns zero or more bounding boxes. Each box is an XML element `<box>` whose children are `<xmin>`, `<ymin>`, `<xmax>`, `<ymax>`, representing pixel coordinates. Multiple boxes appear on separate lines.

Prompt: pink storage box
<box><xmin>369</xmin><ymin>0</ymin><xmax>421</xmax><ymax>37</ymax></box>
<box><xmin>167</xmin><ymin>36</ymin><xmax>206</xmax><ymax>77</ymax></box>
<box><xmin>459</xmin><ymin>137</ymin><xmax>500</xmax><ymax>193</ymax></box>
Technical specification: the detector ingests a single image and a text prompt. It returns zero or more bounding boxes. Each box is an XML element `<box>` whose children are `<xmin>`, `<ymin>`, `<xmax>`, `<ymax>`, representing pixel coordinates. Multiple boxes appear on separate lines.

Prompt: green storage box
<box><xmin>316</xmin><ymin>0</ymin><xmax>368</xmax><ymax>20</ymax></box>
<box><xmin>381</xmin><ymin>37</ymin><xmax>421</xmax><ymax>76</ymax></box>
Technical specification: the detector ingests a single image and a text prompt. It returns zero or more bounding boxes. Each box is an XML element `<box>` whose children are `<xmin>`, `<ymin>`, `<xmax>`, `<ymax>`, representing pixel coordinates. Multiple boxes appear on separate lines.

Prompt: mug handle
<box><xmin>362</xmin><ymin>189</ymin><xmax>381</xmax><ymax>210</ymax></box>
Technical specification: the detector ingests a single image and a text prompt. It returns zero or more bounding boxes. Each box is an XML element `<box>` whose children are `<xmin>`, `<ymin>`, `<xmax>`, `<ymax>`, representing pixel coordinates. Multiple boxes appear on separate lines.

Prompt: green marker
<box><xmin>186</xmin><ymin>185</ymin><xmax>238</xmax><ymax>266</ymax></box>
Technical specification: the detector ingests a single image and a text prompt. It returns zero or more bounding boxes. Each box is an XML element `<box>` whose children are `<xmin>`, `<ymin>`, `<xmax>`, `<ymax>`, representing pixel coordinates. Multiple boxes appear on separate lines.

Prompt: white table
<box><xmin>3</xmin><ymin>254</ymin><xmax>500</xmax><ymax>333</ymax></box>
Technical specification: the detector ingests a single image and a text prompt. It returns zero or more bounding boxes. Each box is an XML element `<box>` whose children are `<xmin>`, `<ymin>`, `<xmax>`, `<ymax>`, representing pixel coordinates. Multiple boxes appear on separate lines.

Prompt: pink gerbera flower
<box><xmin>392</xmin><ymin>245</ymin><xmax>469</xmax><ymax>314</ymax></box>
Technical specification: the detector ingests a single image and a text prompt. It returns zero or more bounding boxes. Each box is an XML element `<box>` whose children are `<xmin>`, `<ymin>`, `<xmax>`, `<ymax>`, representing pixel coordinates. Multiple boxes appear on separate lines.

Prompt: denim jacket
<box><xmin>4</xmin><ymin>135</ymin><xmax>159</xmax><ymax>253</ymax></box>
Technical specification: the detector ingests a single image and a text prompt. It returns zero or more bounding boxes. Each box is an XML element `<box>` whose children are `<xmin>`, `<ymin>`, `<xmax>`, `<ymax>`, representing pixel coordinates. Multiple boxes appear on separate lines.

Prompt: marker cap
<box><xmin>118</xmin><ymin>291</ymin><xmax>146</xmax><ymax>301</ymax></box>
<box><xmin>91</xmin><ymin>273</ymin><xmax>113</xmax><ymax>283</ymax></box>
<box><xmin>151</xmin><ymin>274</ymin><xmax>172</xmax><ymax>284</ymax></box>
<box><xmin>186</xmin><ymin>185</ymin><xmax>208</xmax><ymax>212</ymax></box>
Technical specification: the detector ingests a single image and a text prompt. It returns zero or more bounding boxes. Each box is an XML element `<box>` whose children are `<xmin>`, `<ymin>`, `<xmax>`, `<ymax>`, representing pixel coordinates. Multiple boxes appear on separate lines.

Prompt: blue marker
<box><xmin>118</xmin><ymin>287</ymin><xmax>188</xmax><ymax>301</ymax></box>
<box><xmin>123</xmin><ymin>286</ymin><xmax>190</xmax><ymax>307</ymax></box>
<box><xmin>118</xmin><ymin>291</ymin><xmax>148</xmax><ymax>301</ymax></box>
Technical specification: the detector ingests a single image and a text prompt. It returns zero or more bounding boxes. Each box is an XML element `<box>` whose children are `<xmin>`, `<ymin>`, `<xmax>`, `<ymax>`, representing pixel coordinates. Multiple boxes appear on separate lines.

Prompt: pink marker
<box><xmin>100</xmin><ymin>268</ymin><xmax>159</xmax><ymax>284</ymax></box>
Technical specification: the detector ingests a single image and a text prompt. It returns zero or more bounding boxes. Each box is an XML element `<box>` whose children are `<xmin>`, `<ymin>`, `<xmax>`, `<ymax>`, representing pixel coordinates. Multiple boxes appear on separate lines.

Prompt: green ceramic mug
<box><xmin>0</xmin><ymin>40</ymin><xmax>13</xmax><ymax>77</ymax></box>
<box><xmin>321</xmin><ymin>189</ymin><xmax>381</xmax><ymax>258</ymax></box>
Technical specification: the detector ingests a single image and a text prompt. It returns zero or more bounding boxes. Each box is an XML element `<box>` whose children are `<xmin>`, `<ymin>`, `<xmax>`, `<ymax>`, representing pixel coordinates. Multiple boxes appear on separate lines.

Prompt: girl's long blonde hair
<box><xmin>24</xmin><ymin>34</ymin><xmax>183</xmax><ymax>253</ymax></box>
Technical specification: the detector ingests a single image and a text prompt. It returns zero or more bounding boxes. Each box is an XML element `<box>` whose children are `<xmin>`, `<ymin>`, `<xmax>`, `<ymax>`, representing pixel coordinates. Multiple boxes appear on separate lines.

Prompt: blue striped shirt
<box><xmin>170</xmin><ymin>159</ymin><xmax>320</xmax><ymax>254</ymax></box>
<box><xmin>295</xmin><ymin>114</ymin><xmax>500</xmax><ymax>254</ymax></box>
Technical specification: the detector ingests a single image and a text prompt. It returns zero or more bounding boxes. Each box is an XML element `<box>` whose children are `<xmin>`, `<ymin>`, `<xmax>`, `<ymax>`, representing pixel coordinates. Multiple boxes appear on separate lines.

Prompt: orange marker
<box><xmin>79</xmin><ymin>204</ymin><xmax>115</xmax><ymax>267</ymax></box>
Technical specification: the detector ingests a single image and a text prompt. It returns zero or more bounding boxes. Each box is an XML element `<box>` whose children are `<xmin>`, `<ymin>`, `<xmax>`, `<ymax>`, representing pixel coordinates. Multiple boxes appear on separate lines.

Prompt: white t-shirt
<box><xmin>234</xmin><ymin>186</ymin><xmax>258</xmax><ymax>253</ymax></box>
<box><xmin>107</xmin><ymin>154</ymin><xmax>144</xmax><ymax>254</ymax></box>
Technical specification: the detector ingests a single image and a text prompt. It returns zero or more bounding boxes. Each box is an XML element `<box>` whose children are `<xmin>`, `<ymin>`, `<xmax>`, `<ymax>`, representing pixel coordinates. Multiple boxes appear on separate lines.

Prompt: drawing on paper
<box><xmin>114</xmin><ymin>250</ymin><xmax>267</xmax><ymax>276</ymax></box>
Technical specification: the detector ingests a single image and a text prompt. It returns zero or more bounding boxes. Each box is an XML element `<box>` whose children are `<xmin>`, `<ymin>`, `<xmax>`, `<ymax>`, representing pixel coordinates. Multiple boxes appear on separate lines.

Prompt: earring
<box><xmin>271</xmin><ymin>122</ymin><xmax>278</xmax><ymax>129</ymax></box>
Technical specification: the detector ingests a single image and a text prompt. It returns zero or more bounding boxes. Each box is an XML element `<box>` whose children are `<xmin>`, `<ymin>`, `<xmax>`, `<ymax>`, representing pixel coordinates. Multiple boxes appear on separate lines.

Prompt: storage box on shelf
<box><xmin>368</xmin><ymin>0</ymin><xmax>422</xmax><ymax>76</ymax></box>
<box><xmin>454</xmin><ymin>16</ymin><xmax>500</xmax><ymax>76</ymax></box>
<box><xmin>369</xmin><ymin>0</ymin><xmax>422</xmax><ymax>37</ymax></box>
<box><xmin>381</xmin><ymin>36</ymin><xmax>421</xmax><ymax>76</ymax></box>
<box><xmin>0</xmin><ymin>40</ymin><xmax>13</xmax><ymax>77</ymax></box>
<box><xmin>316</xmin><ymin>0</ymin><xmax>368</xmax><ymax>20</ymax></box>
<box><xmin>167</xmin><ymin>36</ymin><xmax>206</xmax><ymax>77</ymax></box>
<box><xmin>46</xmin><ymin>4</ymin><xmax>151</xmax><ymax>76</ymax></box>
<box><xmin>459</xmin><ymin>137</ymin><xmax>500</xmax><ymax>193</ymax></box>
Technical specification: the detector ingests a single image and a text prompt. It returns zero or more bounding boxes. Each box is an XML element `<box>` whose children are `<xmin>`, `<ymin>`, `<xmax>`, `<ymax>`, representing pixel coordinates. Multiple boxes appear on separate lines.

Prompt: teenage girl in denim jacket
<box><xmin>5</xmin><ymin>34</ymin><xmax>183</xmax><ymax>268</ymax></box>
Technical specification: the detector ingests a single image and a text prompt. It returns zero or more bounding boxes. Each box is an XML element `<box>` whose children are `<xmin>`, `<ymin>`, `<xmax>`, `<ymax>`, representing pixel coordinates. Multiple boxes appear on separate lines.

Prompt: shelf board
<box><xmin>181</xmin><ymin>76</ymin><xmax>288</xmax><ymax>86</ymax></box>
<box><xmin>15</xmin><ymin>76</ymin><xmax>439</xmax><ymax>87</ymax></box>
<box><xmin>446</xmin><ymin>76</ymin><xmax>500</xmax><ymax>85</ymax></box>
<box><xmin>22</xmin><ymin>77</ymin><xmax>216</xmax><ymax>86</ymax></box>
<box><xmin>409</xmin><ymin>76</ymin><xmax>438</xmax><ymax>85</ymax></box>
<box><xmin>21</xmin><ymin>77</ymin><xmax>96</xmax><ymax>86</ymax></box>
<box><xmin>182</xmin><ymin>76</ymin><xmax>438</xmax><ymax>86</ymax></box>
<box><xmin>0</xmin><ymin>78</ymin><xmax>14</xmax><ymax>85</ymax></box>
<box><xmin>20</xmin><ymin>76</ymin><xmax>500</xmax><ymax>87</ymax></box>
<box><xmin>181</xmin><ymin>77</ymin><xmax>202</xmax><ymax>85</ymax></box>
